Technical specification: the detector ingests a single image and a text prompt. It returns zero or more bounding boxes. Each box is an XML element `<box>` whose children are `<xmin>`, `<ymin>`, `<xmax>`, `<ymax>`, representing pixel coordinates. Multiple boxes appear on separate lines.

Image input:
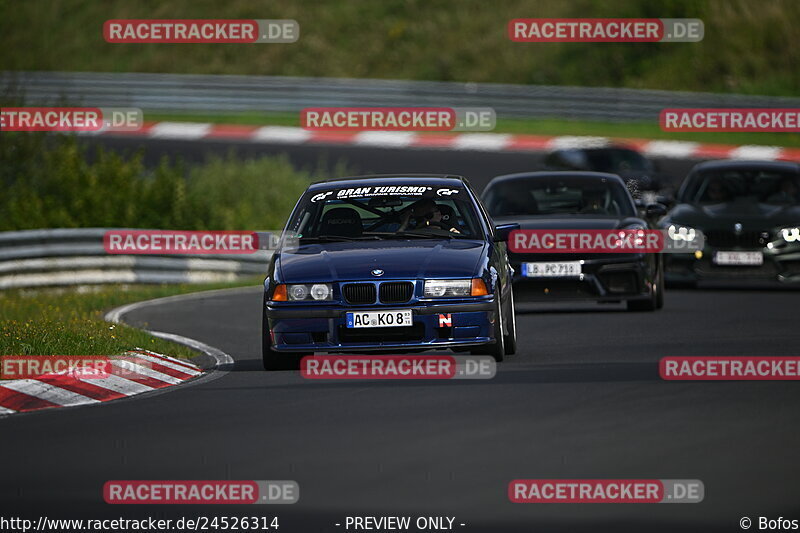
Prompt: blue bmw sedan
<box><xmin>262</xmin><ymin>175</ymin><xmax>518</xmax><ymax>370</ymax></box>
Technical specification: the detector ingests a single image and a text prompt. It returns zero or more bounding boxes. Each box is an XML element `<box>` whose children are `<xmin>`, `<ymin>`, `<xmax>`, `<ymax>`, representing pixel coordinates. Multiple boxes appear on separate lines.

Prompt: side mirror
<box><xmin>645</xmin><ymin>203</ymin><xmax>668</xmax><ymax>218</ymax></box>
<box><xmin>493</xmin><ymin>223</ymin><xmax>520</xmax><ymax>242</ymax></box>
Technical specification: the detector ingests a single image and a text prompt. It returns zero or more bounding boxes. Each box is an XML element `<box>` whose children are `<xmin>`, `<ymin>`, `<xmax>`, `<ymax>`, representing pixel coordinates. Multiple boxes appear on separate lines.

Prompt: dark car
<box><xmin>262</xmin><ymin>175</ymin><xmax>519</xmax><ymax>370</ymax></box>
<box><xmin>544</xmin><ymin>145</ymin><xmax>663</xmax><ymax>195</ymax></box>
<box><xmin>661</xmin><ymin>160</ymin><xmax>800</xmax><ymax>285</ymax></box>
<box><xmin>482</xmin><ymin>171</ymin><xmax>665</xmax><ymax>311</ymax></box>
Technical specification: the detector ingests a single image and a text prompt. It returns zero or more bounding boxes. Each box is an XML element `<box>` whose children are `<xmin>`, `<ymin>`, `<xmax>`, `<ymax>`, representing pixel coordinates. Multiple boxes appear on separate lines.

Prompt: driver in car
<box><xmin>767</xmin><ymin>177</ymin><xmax>799</xmax><ymax>204</ymax></box>
<box><xmin>580</xmin><ymin>189</ymin><xmax>608</xmax><ymax>214</ymax></box>
<box><xmin>399</xmin><ymin>198</ymin><xmax>461</xmax><ymax>233</ymax></box>
<box><xmin>706</xmin><ymin>178</ymin><xmax>730</xmax><ymax>203</ymax></box>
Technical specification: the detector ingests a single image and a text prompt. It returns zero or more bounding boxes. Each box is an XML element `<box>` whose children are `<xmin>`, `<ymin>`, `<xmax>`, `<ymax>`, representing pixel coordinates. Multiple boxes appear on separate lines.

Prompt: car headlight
<box><xmin>781</xmin><ymin>227</ymin><xmax>800</xmax><ymax>242</ymax></box>
<box><xmin>620</xmin><ymin>224</ymin><xmax>646</xmax><ymax>246</ymax></box>
<box><xmin>424</xmin><ymin>279</ymin><xmax>488</xmax><ymax>297</ymax></box>
<box><xmin>310</xmin><ymin>283</ymin><xmax>332</xmax><ymax>300</ymax></box>
<box><xmin>286</xmin><ymin>283</ymin><xmax>333</xmax><ymax>301</ymax></box>
<box><xmin>668</xmin><ymin>224</ymin><xmax>697</xmax><ymax>241</ymax></box>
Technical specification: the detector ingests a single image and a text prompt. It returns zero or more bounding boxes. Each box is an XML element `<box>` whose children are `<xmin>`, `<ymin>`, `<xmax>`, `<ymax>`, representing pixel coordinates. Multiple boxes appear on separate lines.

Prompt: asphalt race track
<box><xmin>1</xmin><ymin>138</ymin><xmax>798</xmax><ymax>532</ymax></box>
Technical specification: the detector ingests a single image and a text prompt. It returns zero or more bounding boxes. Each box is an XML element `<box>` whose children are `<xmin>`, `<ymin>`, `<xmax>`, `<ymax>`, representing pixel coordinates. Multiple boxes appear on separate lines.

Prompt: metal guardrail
<box><xmin>3</xmin><ymin>71</ymin><xmax>800</xmax><ymax>122</ymax></box>
<box><xmin>0</xmin><ymin>228</ymin><xmax>271</xmax><ymax>289</ymax></box>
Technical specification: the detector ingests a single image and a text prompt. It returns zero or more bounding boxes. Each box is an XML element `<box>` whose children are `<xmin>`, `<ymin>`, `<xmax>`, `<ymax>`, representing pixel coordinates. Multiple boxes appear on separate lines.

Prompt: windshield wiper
<box><xmin>300</xmin><ymin>235</ymin><xmax>381</xmax><ymax>242</ymax></box>
<box><xmin>368</xmin><ymin>231</ymin><xmax>459</xmax><ymax>239</ymax></box>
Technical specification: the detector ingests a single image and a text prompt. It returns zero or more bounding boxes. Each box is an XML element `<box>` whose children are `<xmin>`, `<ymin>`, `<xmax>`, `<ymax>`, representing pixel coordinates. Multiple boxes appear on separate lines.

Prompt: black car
<box><xmin>544</xmin><ymin>145</ymin><xmax>663</xmax><ymax>194</ymax></box>
<box><xmin>482</xmin><ymin>171</ymin><xmax>665</xmax><ymax>311</ymax></box>
<box><xmin>262</xmin><ymin>174</ymin><xmax>519</xmax><ymax>370</ymax></box>
<box><xmin>661</xmin><ymin>160</ymin><xmax>800</xmax><ymax>285</ymax></box>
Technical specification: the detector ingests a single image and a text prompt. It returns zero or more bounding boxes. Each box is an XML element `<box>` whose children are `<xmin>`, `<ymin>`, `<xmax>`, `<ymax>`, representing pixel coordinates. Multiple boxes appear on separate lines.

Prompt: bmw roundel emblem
<box><xmin>734</xmin><ymin>222</ymin><xmax>743</xmax><ymax>234</ymax></box>
<box><xmin>371</xmin><ymin>269</ymin><xmax>384</xmax><ymax>277</ymax></box>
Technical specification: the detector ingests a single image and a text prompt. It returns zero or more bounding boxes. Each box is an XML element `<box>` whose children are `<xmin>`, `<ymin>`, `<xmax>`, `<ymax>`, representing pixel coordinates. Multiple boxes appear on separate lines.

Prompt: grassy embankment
<box><xmin>0</xmin><ymin>133</ymin><xmax>312</xmax><ymax>359</ymax></box>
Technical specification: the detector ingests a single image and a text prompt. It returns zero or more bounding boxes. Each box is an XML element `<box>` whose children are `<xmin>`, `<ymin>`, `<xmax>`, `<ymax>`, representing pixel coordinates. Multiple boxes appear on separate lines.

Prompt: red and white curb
<box><xmin>87</xmin><ymin>121</ymin><xmax>800</xmax><ymax>162</ymax></box>
<box><xmin>0</xmin><ymin>287</ymin><xmax>244</xmax><ymax>418</ymax></box>
<box><xmin>0</xmin><ymin>350</ymin><xmax>202</xmax><ymax>415</ymax></box>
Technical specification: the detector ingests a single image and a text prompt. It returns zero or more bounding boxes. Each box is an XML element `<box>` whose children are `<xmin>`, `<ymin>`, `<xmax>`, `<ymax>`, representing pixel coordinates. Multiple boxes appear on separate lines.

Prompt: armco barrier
<box><xmin>0</xmin><ymin>228</ymin><xmax>272</xmax><ymax>289</ymax></box>
<box><xmin>3</xmin><ymin>71</ymin><xmax>800</xmax><ymax>122</ymax></box>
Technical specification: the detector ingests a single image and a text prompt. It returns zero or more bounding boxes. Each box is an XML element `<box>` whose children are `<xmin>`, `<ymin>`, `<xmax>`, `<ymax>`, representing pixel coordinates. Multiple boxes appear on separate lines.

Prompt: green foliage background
<box><xmin>1</xmin><ymin>0</ymin><xmax>798</xmax><ymax>96</ymax></box>
<box><xmin>0</xmin><ymin>133</ymin><xmax>312</xmax><ymax>231</ymax></box>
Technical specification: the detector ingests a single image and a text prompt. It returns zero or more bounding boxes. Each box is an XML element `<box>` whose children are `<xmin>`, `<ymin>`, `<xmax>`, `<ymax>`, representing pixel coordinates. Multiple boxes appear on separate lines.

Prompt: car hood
<box><xmin>667</xmin><ymin>202</ymin><xmax>800</xmax><ymax>230</ymax></box>
<box><xmin>276</xmin><ymin>239</ymin><xmax>487</xmax><ymax>282</ymax></box>
<box><xmin>492</xmin><ymin>215</ymin><xmax>644</xmax><ymax>230</ymax></box>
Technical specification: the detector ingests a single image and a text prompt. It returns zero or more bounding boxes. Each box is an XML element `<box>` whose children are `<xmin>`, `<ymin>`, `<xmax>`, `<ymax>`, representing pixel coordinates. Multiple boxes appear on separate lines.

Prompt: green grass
<box><xmin>146</xmin><ymin>111</ymin><xmax>800</xmax><ymax>148</ymax></box>
<box><xmin>1</xmin><ymin>0</ymin><xmax>799</xmax><ymax>96</ymax></box>
<box><xmin>0</xmin><ymin>281</ymin><xmax>260</xmax><ymax>360</ymax></box>
<box><xmin>0</xmin><ymin>132</ymin><xmax>318</xmax><ymax>231</ymax></box>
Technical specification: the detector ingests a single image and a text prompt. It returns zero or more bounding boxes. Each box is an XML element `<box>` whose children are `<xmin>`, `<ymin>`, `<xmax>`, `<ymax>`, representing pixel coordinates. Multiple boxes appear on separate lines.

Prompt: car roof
<box><xmin>690</xmin><ymin>159</ymin><xmax>800</xmax><ymax>173</ymax></box>
<box><xmin>485</xmin><ymin>171</ymin><xmax>627</xmax><ymax>188</ymax></box>
<box><xmin>309</xmin><ymin>174</ymin><xmax>468</xmax><ymax>191</ymax></box>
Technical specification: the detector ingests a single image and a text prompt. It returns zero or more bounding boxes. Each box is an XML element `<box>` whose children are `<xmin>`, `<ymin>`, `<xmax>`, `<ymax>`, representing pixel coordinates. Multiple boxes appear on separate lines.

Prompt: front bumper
<box><xmin>665</xmin><ymin>248</ymin><xmax>800</xmax><ymax>283</ymax></box>
<box><xmin>265</xmin><ymin>300</ymin><xmax>495</xmax><ymax>352</ymax></box>
<box><xmin>510</xmin><ymin>254</ymin><xmax>654</xmax><ymax>302</ymax></box>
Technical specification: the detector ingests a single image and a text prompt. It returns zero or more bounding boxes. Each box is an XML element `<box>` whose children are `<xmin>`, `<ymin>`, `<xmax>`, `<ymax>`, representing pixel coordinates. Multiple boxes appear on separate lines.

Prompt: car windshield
<box><xmin>684</xmin><ymin>169</ymin><xmax>800</xmax><ymax>205</ymax></box>
<box><xmin>484</xmin><ymin>176</ymin><xmax>636</xmax><ymax>217</ymax></box>
<box><xmin>285</xmin><ymin>184</ymin><xmax>483</xmax><ymax>241</ymax></box>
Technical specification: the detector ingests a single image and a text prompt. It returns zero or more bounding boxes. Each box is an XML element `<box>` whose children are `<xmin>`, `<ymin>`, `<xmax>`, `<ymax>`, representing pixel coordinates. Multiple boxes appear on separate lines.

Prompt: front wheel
<box><xmin>503</xmin><ymin>285</ymin><xmax>517</xmax><ymax>356</ymax></box>
<box><xmin>471</xmin><ymin>293</ymin><xmax>505</xmax><ymax>362</ymax></box>
<box><xmin>655</xmin><ymin>260</ymin><xmax>665</xmax><ymax>310</ymax></box>
<box><xmin>262</xmin><ymin>305</ymin><xmax>304</xmax><ymax>371</ymax></box>
<box><xmin>626</xmin><ymin>275</ymin><xmax>659</xmax><ymax>312</ymax></box>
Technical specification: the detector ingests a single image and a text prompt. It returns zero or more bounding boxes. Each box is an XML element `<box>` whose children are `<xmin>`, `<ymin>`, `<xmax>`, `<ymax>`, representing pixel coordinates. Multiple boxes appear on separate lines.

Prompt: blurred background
<box><xmin>2</xmin><ymin>6</ymin><xmax>800</xmax><ymax>526</ymax></box>
<box><xmin>2</xmin><ymin>0</ymin><xmax>799</xmax><ymax>94</ymax></box>
<box><xmin>0</xmin><ymin>0</ymin><xmax>798</xmax><ymax>284</ymax></box>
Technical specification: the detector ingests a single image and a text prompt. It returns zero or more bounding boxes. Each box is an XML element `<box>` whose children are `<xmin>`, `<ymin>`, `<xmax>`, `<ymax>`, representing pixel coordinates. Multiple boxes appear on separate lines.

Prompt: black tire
<box><xmin>504</xmin><ymin>285</ymin><xmax>517</xmax><ymax>356</ymax></box>
<box><xmin>655</xmin><ymin>259</ymin><xmax>665</xmax><ymax>310</ymax></box>
<box><xmin>665</xmin><ymin>278</ymin><xmax>697</xmax><ymax>289</ymax></box>
<box><xmin>626</xmin><ymin>297</ymin><xmax>655</xmax><ymax>312</ymax></box>
<box><xmin>626</xmin><ymin>274</ymin><xmax>658</xmax><ymax>312</ymax></box>
<box><xmin>472</xmin><ymin>293</ymin><xmax>505</xmax><ymax>361</ymax></box>
<box><xmin>262</xmin><ymin>304</ymin><xmax>304</xmax><ymax>371</ymax></box>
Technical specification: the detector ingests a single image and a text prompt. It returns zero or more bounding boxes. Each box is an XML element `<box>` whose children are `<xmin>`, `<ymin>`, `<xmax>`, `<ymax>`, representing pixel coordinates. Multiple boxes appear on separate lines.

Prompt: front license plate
<box><xmin>713</xmin><ymin>251</ymin><xmax>764</xmax><ymax>266</ymax></box>
<box><xmin>346</xmin><ymin>309</ymin><xmax>413</xmax><ymax>328</ymax></box>
<box><xmin>522</xmin><ymin>261</ymin><xmax>582</xmax><ymax>277</ymax></box>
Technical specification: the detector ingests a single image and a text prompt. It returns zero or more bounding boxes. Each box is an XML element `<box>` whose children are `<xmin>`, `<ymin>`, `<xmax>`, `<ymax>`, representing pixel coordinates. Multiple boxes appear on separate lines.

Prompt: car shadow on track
<box><xmin>693</xmin><ymin>282</ymin><xmax>800</xmax><ymax>292</ymax></box>
<box><xmin>514</xmin><ymin>304</ymin><xmax>629</xmax><ymax>315</ymax></box>
<box><xmin>220</xmin><ymin>359</ymin><xmax>661</xmax><ymax>389</ymax></box>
